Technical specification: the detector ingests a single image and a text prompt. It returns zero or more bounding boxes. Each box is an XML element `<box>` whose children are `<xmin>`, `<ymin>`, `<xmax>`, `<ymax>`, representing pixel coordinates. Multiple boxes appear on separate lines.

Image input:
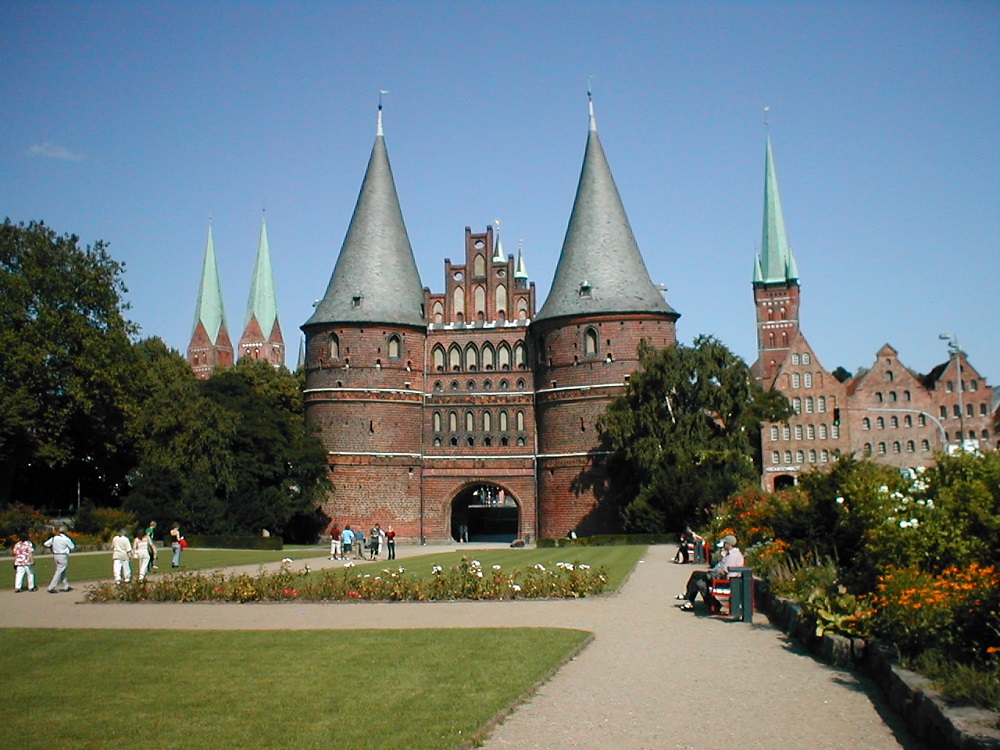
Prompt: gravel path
<box><xmin>0</xmin><ymin>544</ymin><xmax>927</xmax><ymax>749</ymax></box>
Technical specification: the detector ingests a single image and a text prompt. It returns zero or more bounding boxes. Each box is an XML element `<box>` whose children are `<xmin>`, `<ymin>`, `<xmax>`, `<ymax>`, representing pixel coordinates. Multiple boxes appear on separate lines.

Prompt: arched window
<box><xmin>432</xmin><ymin>300</ymin><xmax>444</xmax><ymax>324</ymax></box>
<box><xmin>954</xmin><ymin>404</ymin><xmax>961</xmax><ymax>417</ymax></box>
<box><xmin>794</xmin><ymin>425</ymin><xmax>803</xmax><ymax>440</ymax></box>
<box><xmin>483</xmin><ymin>411</ymin><xmax>492</xmax><ymax>431</ymax></box>
<box><xmin>781</xmin><ymin>332</ymin><xmax>788</xmax><ymax>346</ymax></box>
<box><xmin>513</xmin><ymin>342</ymin><xmax>525</xmax><ymax>369</ymax></box>
<box><xmin>329</xmin><ymin>333</ymin><xmax>340</xmax><ymax>360</ymax></box>
<box><xmin>499</xmin><ymin>410</ymin><xmax>509</xmax><ymax>431</ymax></box>
<box><xmin>453</xmin><ymin>286</ymin><xmax>465</xmax><ymax>317</ymax></box>
<box><xmin>918</xmin><ymin>414</ymin><xmax>927</xmax><ymax>426</ymax></box>
<box><xmin>885</xmin><ymin>370</ymin><xmax>894</xmax><ymax>382</ymax></box>
<box><xmin>499</xmin><ymin>379</ymin><xmax>509</xmax><ymax>390</ymax></box>
<box><xmin>892</xmin><ymin>441</ymin><xmax>901</xmax><ymax>454</ymax></box>
<box><xmin>817</xmin><ymin>396</ymin><xmax>826</xmax><ymax>413</ymax></box>
<box><xmin>782</xmin><ymin>425</ymin><xmax>791</xmax><ymax>440</ymax></box>
<box><xmin>467</xmin><ymin>436</ymin><xmax>475</xmax><ymax>447</ymax></box>
<box><xmin>876</xmin><ymin>417</ymin><xmax>885</xmax><ymax>429</ymax></box>
<box><xmin>793</xmin><ymin>398</ymin><xmax>802</xmax><ymax>414</ymax></box>
<box><xmin>864</xmin><ymin>443</ymin><xmax>873</xmax><ymax>455</ymax></box>
<box><xmin>448</xmin><ymin>411</ymin><xmax>458</xmax><ymax>432</ymax></box>
<box><xmin>784</xmin><ymin>451</ymin><xmax>792</xmax><ymax>464</ymax></box>
<box><xmin>474</xmin><ymin>285</ymin><xmax>486</xmax><ymax>318</ymax></box>
<box><xmin>791</xmin><ymin>353</ymin><xmax>799</xmax><ymax>365</ymax></box>
<box><xmin>771</xmin><ymin>451</ymin><xmax>780</xmax><ymax>465</ymax></box>
<box><xmin>921</xmin><ymin>439</ymin><xmax>930</xmax><ymax>451</ymax></box>
<box><xmin>584</xmin><ymin>328</ymin><xmax>599</xmax><ymax>356</ymax></box>
<box><xmin>808</xmin><ymin>449</ymin><xmax>817</xmax><ymax>463</ymax></box>
<box><xmin>483</xmin><ymin>379</ymin><xmax>492</xmax><ymax>390</ymax></box>
<box><xmin>465</xmin><ymin>411</ymin><xmax>474</xmax><ymax>432</ymax></box>
<box><xmin>498</xmin><ymin>343</ymin><xmax>511</xmax><ymax>370</ymax></box>
<box><xmin>433</xmin><ymin>411</ymin><xmax>442</xmax><ymax>432</ymax></box>
<box><xmin>862</xmin><ymin>418</ymin><xmax>871</xmax><ymax>430</ymax></box>
<box><xmin>967</xmin><ymin>403</ymin><xmax>974</xmax><ymax>417</ymax></box>
<box><xmin>482</xmin><ymin>343</ymin><xmax>495</xmax><ymax>370</ymax></box>
<box><xmin>433</xmin><ymin>346</ymin><xmax>446</xmax><ymax>372</ymax></box>
<box><xmin>940</xmin><ymin>406</ymin><xmax>948</xmax><ymax>418</ymax></box>
<box><xmin>890</xmin><ymin>416</ymin><xmax>899</xmax><ymax>428</ymax></box>
<box><xmin>517</xmin><ymin>437</ymin><xmax>526</xmax><ymax>447</ymax></box>
<box><xmin>802</xmin><ymin>353</ymin><xmax>811</xmax><ymax>364</ymax></box>
<box><xmin>500</xmin><ymin>436</ymin><xmax>509</xmax><ymax>447</ymax></box>
<box><xmin>819</xmin><ymin>424</ymin><xmax>828</xmax><ymax>439</ymax></box>
<box><xmin>807</xmin><ymin>424</ymin><xmax>815</xmax><ymax>440</ymax></box>
<box><xmin>473</xmin><ymin>254</ymin><xmax>486</xmax><ymax>276</ymax></box>
<box><xmin>449</xmin><ymin>345</ymin><xmax>462</xmax><ymax>371</ymax></box>
<box><xmin>495</xmin><ymin>284</ymin><xmax>507</xmax><ymax>316</ymax></box>
<box><xmin>770</xmin><ymin>426</ymin><xmax>779</xmax><ymax>441</ymax></box>
<box><xmin>904</xmin><ymin>390</ymin><xmax>911</xmax><ymax>401</ymax></box>
<box><xmin>795</xmin><ymin>450</ymin><xmax>804</xmax><ymax>463</ymax></box>
<box><xmin>906</xmin><ymin>440</ymin><xmax>915</xmax><ymax>452</ymax></box>
<box><xmin>388</xmin><ymin>334</ymin><xmax>401</xmax><ymax>359</ymax></box>
<box><xmin>876</xmin><ymin>392</ymin><xmax>884</xmax><ymax>403</ymax></box>
<box><xmin>517</xmin><ymin>298</ymin><xmax>528</xmax><ymax>320</ymax></box>
<box><xmin>904</xmin><ymin>415</ymin><xmax>912</xmax><ymax>427</ymax></box>
<box><xmin>805</xmin><ymin>397</ymin><xmax>814</xmax><ymax>413</ymax></box>
<box><xmin>877</xmin><ymin>442</ymin><xmax>887</xmax><ymax>455</ymax></box>
<box><xmin>803</xmin><ymin>373</ymin><xmax>813</xmax><ymax>388</ymax></box>
<box><xmin>821</xmin><ymin>449</ymin><xmax>829</xmax><ymax>462</ymax></box>
<box><xmin>465</xmin><ymin>343</ymin><xmax>479</xmax><ymax>371</ymax></box>
<box><xmin>516</xmin><ymin>410</ymin><xmax>525</xmax><ymax>431</ymax></box>
<box><xmin>791</xmin><ymin>373</ymin><xmax>800</xmax><ymax>389</ymax></box>
<box><xmin>516</xmin><ymin>378</ymin><xmax>526</xmax><ymax>390</ymax></box>
<box><xmin>889</xmin><ymin>391</ymin><xmax>898</xmax><ymax>403</ymax></box>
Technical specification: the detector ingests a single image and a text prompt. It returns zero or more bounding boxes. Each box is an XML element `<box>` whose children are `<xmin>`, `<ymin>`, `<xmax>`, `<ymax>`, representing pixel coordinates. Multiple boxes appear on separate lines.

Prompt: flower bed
<box><xmin>84</xmin><ymin>556</ymin><xmax>609</xmax><ymax>603</ymax></box>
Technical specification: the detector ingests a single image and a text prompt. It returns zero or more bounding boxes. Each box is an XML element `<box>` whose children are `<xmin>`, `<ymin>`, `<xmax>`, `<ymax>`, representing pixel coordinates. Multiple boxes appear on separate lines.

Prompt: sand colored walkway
<box><xmin>0</xmin><ymin>543</ymin><xmax>926</xmax><ymax>750</ymax></box>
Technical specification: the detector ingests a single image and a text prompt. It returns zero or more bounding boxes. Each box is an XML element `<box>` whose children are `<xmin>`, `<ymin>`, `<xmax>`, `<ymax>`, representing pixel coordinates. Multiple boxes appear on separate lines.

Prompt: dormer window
<box><xmin>352</xmin><ymin>294</ymin><xmax>363</xmax><ymax>308</ymax></box>
<box><xmin>579</xmin><ymin>280</ymin><xmax>592</xmax><ymax>298</ymax></box>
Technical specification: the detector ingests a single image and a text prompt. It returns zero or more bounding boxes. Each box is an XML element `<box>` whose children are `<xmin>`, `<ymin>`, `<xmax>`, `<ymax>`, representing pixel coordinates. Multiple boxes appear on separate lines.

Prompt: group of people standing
<box><xmin>10</xmin><ymin>521</ymin><xmax>188</xmax><ymax>593</ymax></box>
<box><xmin>329</xmin><ymin>523</ymin><xmax>396</xmax><ymax>561</ymax></box>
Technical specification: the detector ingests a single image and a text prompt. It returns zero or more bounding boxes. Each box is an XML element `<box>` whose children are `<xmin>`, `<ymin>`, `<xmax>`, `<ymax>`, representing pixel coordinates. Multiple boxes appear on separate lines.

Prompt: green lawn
<box><xmin>0</xmin><ymin>628</ymin><xmax>591</xmax><ymax>750</ymax></box>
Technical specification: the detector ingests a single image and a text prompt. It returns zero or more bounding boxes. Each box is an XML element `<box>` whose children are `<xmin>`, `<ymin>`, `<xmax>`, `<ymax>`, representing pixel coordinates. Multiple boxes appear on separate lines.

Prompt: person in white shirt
<box><xmin>111</xmin><ymin>528</ymin><xmax>133</xmax><ymax>583</ymax></box>
<box><xmin>44</xmin><ymin>526</ymin><xmax>76</xmax><ymax>593</ymax></box>
<box><xmin>676</xmin><ymin>534</ymin><xmax>744</xmax><ymax>611</ymax></box>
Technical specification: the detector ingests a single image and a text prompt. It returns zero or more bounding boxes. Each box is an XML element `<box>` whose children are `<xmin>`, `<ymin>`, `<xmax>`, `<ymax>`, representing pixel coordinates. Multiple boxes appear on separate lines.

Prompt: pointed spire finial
<box><xmin>764</xmin><ymin>105</ymin><xmax>770</xmax><ymax>131</ymax></box>
<box><xmin>377</xmin><ymin>90</ymin><xmax>389</xmax><ymax>136</ymax></box>
<box><xmin>588</xmin><ymin>76</ymin><xmax>597</xmax><ymax>131</ymax></box>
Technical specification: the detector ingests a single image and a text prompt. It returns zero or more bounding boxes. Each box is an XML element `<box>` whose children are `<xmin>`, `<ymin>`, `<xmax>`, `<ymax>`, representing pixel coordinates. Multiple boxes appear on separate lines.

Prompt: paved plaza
<box><xmin>0</xmin><ymin>544</ymin><xmax>927</xmax><ymax>749</ymax></box>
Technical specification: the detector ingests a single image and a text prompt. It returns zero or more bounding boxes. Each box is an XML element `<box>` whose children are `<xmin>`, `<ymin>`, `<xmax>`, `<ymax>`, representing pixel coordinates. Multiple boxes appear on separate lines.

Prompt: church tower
<box><xmin>752</xmin><ymin>136</ymin><xmax>800</xmax><ymax>386</ymax></box>
<box><xmin>238</xmin><ymin>216</ymin><xmax>285</xmax><ymax>366</ymax></box>
<box><xmin>187</xmin><ymin>223</ymin><xmax>233</xmax><ymax>379</ymax></box>
<box><xmin>532</xmin><ymin>94</ymin><xmax>679</xmax><ymax>537</ymax></box>
<box><xmin>301</xmin><ymin>105</ymin><xmax>427</xmax><ymax>535</ymax></box>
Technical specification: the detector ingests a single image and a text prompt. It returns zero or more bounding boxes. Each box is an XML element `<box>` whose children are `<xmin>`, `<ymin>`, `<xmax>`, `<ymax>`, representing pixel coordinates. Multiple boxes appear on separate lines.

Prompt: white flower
<box><xmin>926</xmin><ymin>500</ymin><xmax>935</xmax><ymax>509</ymax></box>
<box><xmin>511</xmin><ymin>584</ymin><xmax>521</xmax><ymax>592</ymax></box>
<box><xmin>398</xmin><ymin>567</ymin><xmax>405</xmax><ymax>573</ymax></box>
<box><xmin>909</xmin><ymin>518</ymin><xmax>919</xmax><ymax>527</ymax></box>
<box><xmin>471</xmin><ymin>560</ymin><xmax>481</xmax><ymax>568</ymax></box>
<box><xmin>879</xmin><ymin>485</ymin><xmax>889</xmax><ymax>493</ymax></box>
<box><xmin>579</xmin><ymin>564</ymin><xmax>590</xmax><ymax>570</ymax></box>
<box><xmin>344</xmin><ymin>562</ymin><xmax>355</xmax><ymax>568</ymax></box>
<box><xmin>835</xmin><ymin>496</ymin><xmax>845</xmax><ymax>504</ymax></box>
<box><xmin>533</xmin><ymin>563</ymin><xmax>546</xmax><ymax>571</ymax></box>
<box><xmin>899</xmin><ymin>520</ymin><xmax>910</xmax><ymax>528</ymax></box>
<box><xmin>476</xmin><ymin>571</ymin><xmax>483</xmax><ymax>578</ymax></box>
<box><xmin>431</xmin><ymin>565</ymin><xmax>443</xmax><ymax>574</ymax></box>
<box><xmin>493</xmin><ymin>564</ymin><xmax>502</xmax><ymax>571</ymax></box>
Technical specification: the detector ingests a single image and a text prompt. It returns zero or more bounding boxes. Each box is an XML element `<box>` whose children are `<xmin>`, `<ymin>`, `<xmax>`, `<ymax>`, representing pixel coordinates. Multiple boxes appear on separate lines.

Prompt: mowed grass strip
<box><xmin>0</xmin><ymin>627</ymin><xmax>590</xmax><ymax>750</ymax></box>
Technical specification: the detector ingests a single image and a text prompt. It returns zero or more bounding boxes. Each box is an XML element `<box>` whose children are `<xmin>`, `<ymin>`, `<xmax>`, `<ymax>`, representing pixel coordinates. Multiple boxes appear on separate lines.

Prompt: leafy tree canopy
<box><xmin>599</xmin><ymin>335</ymin><xmax>791</xmax><ymax>534</ymax></box>
<box><xmin>0</xmin><ymin>219</ymin><xmax>140</xmax><ymax>507</ymax></box>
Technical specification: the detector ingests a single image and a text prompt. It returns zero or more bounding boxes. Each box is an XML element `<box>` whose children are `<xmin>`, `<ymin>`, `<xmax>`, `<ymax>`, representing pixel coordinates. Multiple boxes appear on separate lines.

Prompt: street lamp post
<box><xmin>939</xmin><ymin>333</ymin><xmax>964</xmax><ymax>449</ymax></box>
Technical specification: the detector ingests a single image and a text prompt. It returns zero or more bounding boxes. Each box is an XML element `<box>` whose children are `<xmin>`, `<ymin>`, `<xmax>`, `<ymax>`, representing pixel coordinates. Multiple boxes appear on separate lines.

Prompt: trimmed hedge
<box><xmin>538</xmin><ymin>534</ymin><xmax>675</xmax><ymax>548</ymax></box>
<box><xmin>183</xmin><ymin>535</ymin><xmax>283</xmax><ymax>550</ymax></box>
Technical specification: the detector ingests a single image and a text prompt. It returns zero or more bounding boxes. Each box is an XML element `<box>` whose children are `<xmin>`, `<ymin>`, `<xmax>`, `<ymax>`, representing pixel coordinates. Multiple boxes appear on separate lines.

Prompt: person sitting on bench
<box><xmin>675</xmin><ymin>534</ymin><xmax>744</xmax><ymax>611</ymax></box>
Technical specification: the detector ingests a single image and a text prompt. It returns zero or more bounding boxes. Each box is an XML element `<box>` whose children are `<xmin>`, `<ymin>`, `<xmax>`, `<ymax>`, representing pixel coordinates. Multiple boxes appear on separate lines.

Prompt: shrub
<box><xmin>73</xmin><ymin>504</ymin><xmax>137</xmax><ymax>542</ymax></box>
<box><xmin>0</xmin><ymin>504</ymin><xmax>48</xmax><ymax>550</ymax></box>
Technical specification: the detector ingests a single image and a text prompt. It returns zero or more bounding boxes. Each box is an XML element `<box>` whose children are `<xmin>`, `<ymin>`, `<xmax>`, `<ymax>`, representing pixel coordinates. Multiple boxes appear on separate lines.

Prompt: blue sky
<box><xmin>4</xmin><ymin>2</ymin><xmax>998</xmax><ymax>384</ymax></box>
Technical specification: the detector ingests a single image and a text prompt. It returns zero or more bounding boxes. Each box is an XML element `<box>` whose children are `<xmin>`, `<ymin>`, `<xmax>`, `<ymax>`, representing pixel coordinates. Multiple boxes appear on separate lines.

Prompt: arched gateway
<box><xmin>449</xmin><ymin>483</ymin><xmax>519</xmax><ymax>543</ymax></box>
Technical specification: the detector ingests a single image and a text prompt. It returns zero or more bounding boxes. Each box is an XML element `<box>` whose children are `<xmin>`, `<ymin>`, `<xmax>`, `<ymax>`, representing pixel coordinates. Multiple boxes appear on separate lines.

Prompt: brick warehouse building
<box><xmin>752</xmin><ymin>138</ymin><xmax>995</xmax><ymax>491</ymax></box>
<box><xmin>300</xmin><ymin>99</ymin><xmax>678</xmax><ymax>542</ymax></box>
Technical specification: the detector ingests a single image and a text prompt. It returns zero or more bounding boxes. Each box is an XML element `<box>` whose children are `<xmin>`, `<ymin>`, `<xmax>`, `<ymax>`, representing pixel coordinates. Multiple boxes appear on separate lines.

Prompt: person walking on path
<box><xmin>169</xmin><ymin>522</ymin><xmax>184</xmax><ymax>568</ymax></box>
<box><xmin>133</xmin><ymin>528</ymin><xmax>153</xmax><ymax>580</ymax></box>
<box><xmin>13</xmin><ymin>532</ymin><xmax>37</xmax><ymax>592</ymax></box>
<box><xmin>111</xmin><ymin>528</ymin><xmax>133</xmax><ymax>583</ymax></box>
<box><xmin>329</xmin><ymin>525</ymin><xmax>342</xmax><ymax>560</ymax></box>
<box><xmin>386</xmin><ymin>526</ymin><xmax>396</xmax><ymax>560</ymax></box>
<box><xmin>43</xmin><ymin>526</ymin><xmax>75</xmax><ymax>593</ymax></box>
<box><xmin>340</xmin><ymin>526</ymin><xmax>355</xmax><ymax>561</ymax></box>
<box><xmin>146</xmin><ymin>521</ymin><xmax>158</xmax><ymax>570</ymax></box>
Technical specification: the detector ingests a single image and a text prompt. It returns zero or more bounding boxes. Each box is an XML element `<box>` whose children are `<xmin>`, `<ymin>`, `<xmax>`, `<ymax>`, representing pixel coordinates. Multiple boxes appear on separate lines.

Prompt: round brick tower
<box><xmin>301</xmin><ymin>106</ymin><xmax>427</xmax><ymax>538</ymax></box>
<box><xmin>532</xmin><ymin>96</ymin><xmax>679</xmax><ymax>537</ymax></box>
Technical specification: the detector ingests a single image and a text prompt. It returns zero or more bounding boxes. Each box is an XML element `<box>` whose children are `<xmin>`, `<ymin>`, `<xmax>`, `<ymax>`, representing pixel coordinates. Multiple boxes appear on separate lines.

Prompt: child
<box><xmin>13</xmin><ymin>532</ymin><xmax>37</xmax><ymax>592</ymax></box>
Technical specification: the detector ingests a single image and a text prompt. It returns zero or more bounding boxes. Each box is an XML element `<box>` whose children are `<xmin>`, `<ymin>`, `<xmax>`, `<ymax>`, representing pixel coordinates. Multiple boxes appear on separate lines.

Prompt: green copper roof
<box><xmin>535</xmin><ymin>98</ymin><xmax>676</xmax><ymax>323</ymax></box>
<box><xmin>515</xmin><ymin>245</ymin><xmax>528</xmax><ymax>279</ymax></box>
<box><xmin>244</xmin><ymin>217</ymin><xmax>279</xmax><ymax>336</ymax></box>
<box><xmin>757</xmin><ymin>136</ymin><xmax>799</xmax><ymax>284</ymax></box>
<box><xmin>305</xmin><ymin>108</ymin><xmax>425</xmax><ymax>329</ymax></box>
<box><xmin>191</xmin><ymin>223</ymin><xmax>228</xmax><ymax>343</ymax></box>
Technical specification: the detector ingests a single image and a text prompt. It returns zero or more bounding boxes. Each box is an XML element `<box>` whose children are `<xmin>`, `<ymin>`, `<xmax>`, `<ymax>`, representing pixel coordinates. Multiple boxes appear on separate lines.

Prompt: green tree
<box><xmin>0</xmin><ymin>219</ymin><xmax>140</xmax><ymax>508</ymax></box>
<box><xmin>599</xmin><ymin>335</ymin><xmax>791</xmax><ymax>533</ymax></box>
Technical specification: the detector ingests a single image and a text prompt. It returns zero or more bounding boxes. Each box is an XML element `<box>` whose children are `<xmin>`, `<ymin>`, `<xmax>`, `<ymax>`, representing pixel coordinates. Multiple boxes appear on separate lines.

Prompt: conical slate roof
<box><xmin>754</xmin><ymin>136</ymin><xmax>799</xmax><ymax>284</ymax></box>
<box><xmin>535</xmin><ymin>98</ymin><xmax>675</xmax><ymax>323</ymax></box>
<box><xmin>305</xmin><ymin>108</ymin><xmax>425</xmax><ymax>329</ymax></box>
<box><xmin>244</xmin><ymin>216</ymin><xmax>279</xmax><ymax>336</ymax></box>
<box><xmin>191</xmin><ymin>223</ymin><xmax>228</xmax><ymax>343</ymax></box>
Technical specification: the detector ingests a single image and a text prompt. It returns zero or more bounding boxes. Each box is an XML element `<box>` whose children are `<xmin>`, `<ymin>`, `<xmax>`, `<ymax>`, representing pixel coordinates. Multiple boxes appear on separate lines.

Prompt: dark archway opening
<box><xmin>773</xmin><ymin>474</ymin><xmax>797</xmax><ymax>491</ymax></box>
<box><xmin>450</xmin><ymin>484</ymin><xmax>518</xmax><ymax>543</ymax></box>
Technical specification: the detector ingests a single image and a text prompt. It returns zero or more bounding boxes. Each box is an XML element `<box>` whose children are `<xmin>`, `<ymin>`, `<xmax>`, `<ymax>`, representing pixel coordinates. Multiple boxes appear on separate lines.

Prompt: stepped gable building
<box><xmin>187</xmin><ymin>224</ymin><xmax>234</xmax><ymax>379</ymax></box>
<box><xmin>301</xmin><ymin>98</ymin><xmax>678</xmax><ymax>542</ymax></box>
<box><xmin>187</xmin><ymin>218</ymin><xmax>285</xmax><ymax>378</ymax></box>
<box><xmin>754</xmin><ymin>138</ymin><xmax>994</xmax><ymax>491</ymax></box>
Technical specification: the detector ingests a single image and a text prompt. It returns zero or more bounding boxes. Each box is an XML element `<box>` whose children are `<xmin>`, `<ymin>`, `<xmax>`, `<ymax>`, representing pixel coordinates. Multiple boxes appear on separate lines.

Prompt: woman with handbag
<box><xmin>170</xmin><ymin>522</ymin><xmax>185</xmax><ymax>568</ymax></box>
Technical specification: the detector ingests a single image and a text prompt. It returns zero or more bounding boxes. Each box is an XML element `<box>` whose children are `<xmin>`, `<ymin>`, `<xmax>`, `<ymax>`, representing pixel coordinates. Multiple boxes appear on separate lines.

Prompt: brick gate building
<box><xmin>300</xmin><ymin>99</ymin><xmax>678</xmax><ymax>542</ymax></box>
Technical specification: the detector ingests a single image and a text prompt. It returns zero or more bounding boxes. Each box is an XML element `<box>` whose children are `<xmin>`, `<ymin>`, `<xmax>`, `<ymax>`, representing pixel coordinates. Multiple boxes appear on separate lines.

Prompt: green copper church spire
<box><xmin>192</xmin><ymin>222</ymin><xmax>228</xmax><ymax>344</ymax></box>
<box><xmin>756</xmin><ymin>136</ymin><xmax>799</xmax><ymax>284</ymax></box>
<box><xmin>243</xmin><ymin>216</ymin><xmax>279</xmax><ymax>338</ymax></box>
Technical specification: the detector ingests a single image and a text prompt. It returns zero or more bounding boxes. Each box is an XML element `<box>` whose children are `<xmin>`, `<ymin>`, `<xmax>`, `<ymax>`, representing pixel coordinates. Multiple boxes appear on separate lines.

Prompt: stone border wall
<box><xmin>761</xmin><ymin>589</ymin><xmax>1000</xmax><ymax>750</ymax></box>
